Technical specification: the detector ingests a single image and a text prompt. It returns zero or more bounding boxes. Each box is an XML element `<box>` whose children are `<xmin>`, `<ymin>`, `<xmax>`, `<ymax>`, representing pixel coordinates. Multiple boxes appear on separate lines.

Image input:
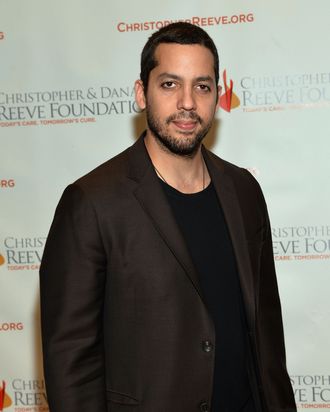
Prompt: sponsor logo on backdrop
<box><xmin>219</xmin><ymin>70</ymin><xmax>240</xmax><ymax>112</ymax></box>
<box><xmin>272</xmin><ymin>225</ymin><xmax>330</xmax><ymax>261</ymax></box>
<box><xmin>240</xmin><ymin>72</ymin><xmax>330</xmax><ymax>112</ymax></box>
<box><xmin>0</xmin><ymin>323</ymin><xmax>24</xmax><ymax>332</ymax></box>
<box><xmin>0</xmin><ymin>87</ymin><xmax>140</xmax><ymax>127</ymax></box>
<box><xmin>0</xmin><ymin>378</ymin><xmax>48</xmax><ymax>411</ymax></box>
<box><xmin>0</xmin><ymin>180</ymin><xmax>15</xmax><ymax>189</ymax></box>
<box><xmin>0</xmin><ymin>237</ymin><xmax>46</xmax><ymax>271</ymax></box>
<box><xmin>117</xmin><ymin>13</ymin><xmax>255</xmax><ymax>32</ymax></box>
<box><xmin>0</xmin><ymin>381</ymin><xmax>12</xmax><ymax>411</ymax></box>
<box><xmin>0</xmin><ymin>32</ymin><xmax>4</xmax><ymax>41</ymax></box>
<box><xmin>291</xmin><ymin>375</ymin><xmax>330</xmax><ymax>409</ymax></box>
<box><xmin>219</xmin><ymin>71</ymin><xmax>330</xmax><ymax>113</ymax></box>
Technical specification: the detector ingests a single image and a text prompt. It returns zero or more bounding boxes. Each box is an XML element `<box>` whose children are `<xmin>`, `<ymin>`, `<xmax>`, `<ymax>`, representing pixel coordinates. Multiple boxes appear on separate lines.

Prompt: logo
<box><xmin>117</xmin><ymin>13</ymin><xmax>254</xmax><ymax>32</ymax></box>
<box><xmin>0</xmin><ymin>378</ymin><xmax>48</xmax><ymax>411</ymax></box>
<box><xmin>291</xmin><ymin>375</ymin><xmax>330</xmax><ymax>409</ymax></box>
<box><xmin>0</xmin><ymin>86</ymin><xmax>140</xmax><ymax>127</ymax></box>
<box><xmin>1</xmin><ymin>236</ymin><xmax>47</xmax><ymax>271</ymax></box>
<box><xmin>0</xmin><ymin>180</ymin><xmax>15</xmax><ymax>189</ymax></box>
<box><xmin>272</xmin><ymin>225</ymin><xmax>330</xmax><ymax>262</ymax></box>
<box><xmin>0</xmin><ymin>381</ymin><xmax>12</xmax><ymax>411</ymax></box>
<box><xmin>219</xmin><ymin>70</ymin><xmax>240</xmax><ymax>112</ymax></box>
<box><xmin>240</xmin><ymin>72</ymin><xmax>330</xmax><ymax>112</ymax></box>
<box><xmin>215</xmin><ymin>71</ymin><xmax>330</xmax><ymax>114</ymax></box>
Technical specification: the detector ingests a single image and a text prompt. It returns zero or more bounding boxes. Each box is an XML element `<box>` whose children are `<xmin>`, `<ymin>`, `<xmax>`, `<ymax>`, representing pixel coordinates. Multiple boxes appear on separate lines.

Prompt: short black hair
<box><xmin>140</xmin><ymin>22</ymin><xmax>219</xmax><ymax>94</ymax></box>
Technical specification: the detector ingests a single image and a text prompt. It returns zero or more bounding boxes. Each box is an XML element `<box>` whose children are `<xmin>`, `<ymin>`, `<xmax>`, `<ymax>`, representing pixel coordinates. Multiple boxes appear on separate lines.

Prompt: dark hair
<box><xmin>140</xmin><ymin>22</ymin><xmax>219</xmax><ymax>93</ymax></box>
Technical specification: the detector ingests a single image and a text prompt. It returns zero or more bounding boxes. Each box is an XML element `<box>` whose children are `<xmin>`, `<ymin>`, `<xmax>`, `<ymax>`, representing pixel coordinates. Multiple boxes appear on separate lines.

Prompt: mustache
<box><xmin>166</xmin><ymin>111</ymin><xmax>202</xmax><ymax>124</ymax></box>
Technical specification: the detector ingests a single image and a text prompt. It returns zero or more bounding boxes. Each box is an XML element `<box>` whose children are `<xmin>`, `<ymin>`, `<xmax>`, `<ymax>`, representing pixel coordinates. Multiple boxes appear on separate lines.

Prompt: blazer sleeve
<box><xmin>255</xmin><ymin>188</ymin><xmax>296</xmax><ymax>411</ymax></box>
<box><xmin>39</xmin><ymin>184</ymin><xmax>107</xmax><ymax>412</ymax></box>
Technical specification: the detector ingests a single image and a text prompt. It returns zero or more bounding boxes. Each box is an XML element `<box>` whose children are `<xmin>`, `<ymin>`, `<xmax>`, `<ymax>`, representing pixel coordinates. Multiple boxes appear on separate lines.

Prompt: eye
<box><xmin>197</xmin><ymin>84</ymin><xmax>211</xmax><ymax>93</ymax></box>
<box><xmin>161</xmin><ymin>81</ymin><xmax>176</xmax><ymax>89</ymax></box>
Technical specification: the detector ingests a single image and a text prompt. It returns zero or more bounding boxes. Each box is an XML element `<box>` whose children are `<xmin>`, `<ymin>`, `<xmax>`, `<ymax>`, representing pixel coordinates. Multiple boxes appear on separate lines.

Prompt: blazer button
<box><xmin>202</xmin><ymin>340</ymin><xmax>213</xmax><ymax>353</ymax></box>
<box><xmin>199</xmin><ymin>401</ymin><xmax>209</xmax><ymax>412</ymax></box>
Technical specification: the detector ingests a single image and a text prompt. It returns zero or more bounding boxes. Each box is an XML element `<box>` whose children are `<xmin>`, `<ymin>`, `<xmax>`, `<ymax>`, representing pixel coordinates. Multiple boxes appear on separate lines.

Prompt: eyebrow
<box><xmin>157</xmin><ymin>72</ymin><xmax>214</xmax><ymax>83</ymax></box>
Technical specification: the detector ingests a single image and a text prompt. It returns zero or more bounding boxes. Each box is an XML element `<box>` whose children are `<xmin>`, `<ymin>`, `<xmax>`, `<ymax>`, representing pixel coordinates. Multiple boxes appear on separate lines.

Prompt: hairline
<box><xmin>140</xmin><ymin>23</ymin><xmax>220</xmax><ymax>94</ymax></box>
<box><xmin>145</xmin><ymin>42</ymin><xmax>219</xmax><ymax>94</ymax></box>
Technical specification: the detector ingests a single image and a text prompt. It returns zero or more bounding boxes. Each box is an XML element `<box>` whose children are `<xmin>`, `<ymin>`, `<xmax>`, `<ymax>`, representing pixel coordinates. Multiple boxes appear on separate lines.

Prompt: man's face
<box><xmin>137</xmin><ymin>43</ymin><xmax>219</xmax><ymax>156</ymax></box>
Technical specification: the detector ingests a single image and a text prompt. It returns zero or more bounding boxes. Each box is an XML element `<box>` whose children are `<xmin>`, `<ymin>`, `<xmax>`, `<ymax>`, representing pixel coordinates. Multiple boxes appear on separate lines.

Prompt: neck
<box><xmin>144</xmin><ymin>130</ymin><xmax>210</xmax><ymax>194</ymax></box>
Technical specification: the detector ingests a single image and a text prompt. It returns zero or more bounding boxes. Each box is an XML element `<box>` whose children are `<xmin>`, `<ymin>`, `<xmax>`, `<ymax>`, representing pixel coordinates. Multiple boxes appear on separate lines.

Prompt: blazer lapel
<box><xmin>203</xmin><ymin>148</ymin><xmax>256</xmax><ymax>332</ymax></box>
<box><xmin>127</xmin><ymin>136</ymin><xmax>205</xmax><ymax>301</ymax></box>
<box><xmin>127</xmin><ymin>136</ymin><xmax>256</xmax><ymax>330</ymax></box>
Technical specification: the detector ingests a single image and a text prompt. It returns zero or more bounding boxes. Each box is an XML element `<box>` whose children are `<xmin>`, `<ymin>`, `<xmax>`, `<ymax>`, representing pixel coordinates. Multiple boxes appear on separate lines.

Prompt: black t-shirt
<box><xmin>160</xmin><ymin>179</ymin><xmax>251</xmax><ymax>412</ymax></box>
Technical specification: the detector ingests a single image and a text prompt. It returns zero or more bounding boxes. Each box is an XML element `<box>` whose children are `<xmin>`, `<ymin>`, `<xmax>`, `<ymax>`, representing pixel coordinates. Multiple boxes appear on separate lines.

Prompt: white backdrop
<box><xmin>1</xmin><ymin>1</ymin><xmax>330</xmax><ymax>410</ymax></box>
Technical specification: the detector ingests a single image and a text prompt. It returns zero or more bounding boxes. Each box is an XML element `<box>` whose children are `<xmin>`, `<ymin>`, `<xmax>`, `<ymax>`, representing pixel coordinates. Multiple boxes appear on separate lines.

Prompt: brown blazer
<box><xmin>40</xmin><ymin>134</ymin><xmax>296</xmax><ymax>412</ymax></box>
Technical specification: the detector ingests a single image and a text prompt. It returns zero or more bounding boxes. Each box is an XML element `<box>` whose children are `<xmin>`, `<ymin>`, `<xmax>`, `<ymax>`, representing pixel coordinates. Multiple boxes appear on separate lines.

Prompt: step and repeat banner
<box><xmin>1</xmin><ymin>1</ymin><xmax>329</xmax><ymax>411</ymax></box>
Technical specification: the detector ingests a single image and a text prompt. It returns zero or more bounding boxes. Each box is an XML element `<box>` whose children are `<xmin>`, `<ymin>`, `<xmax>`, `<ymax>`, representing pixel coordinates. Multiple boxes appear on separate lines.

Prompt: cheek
<box><xmin>199</xmin><ymin>100</ymin><xmax>218</xmax><ymax>119</ymax></box>
<box><xmin>150</xmin><ymin>98</ymin><xmax>174</xmax><ymax>118</ymax></box>
<box><xmin>147</xmin><ymin>94</ymin><xmax>163</xmax><ymax>111</ymax></box>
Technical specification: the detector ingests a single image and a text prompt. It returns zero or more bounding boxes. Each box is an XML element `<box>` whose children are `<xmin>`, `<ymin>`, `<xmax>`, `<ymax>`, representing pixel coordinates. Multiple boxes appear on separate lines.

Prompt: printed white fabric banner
<box><xmin>1</xmin><ymin>0</ymin><xmax>329</xmax><ymax>410</ymax></box>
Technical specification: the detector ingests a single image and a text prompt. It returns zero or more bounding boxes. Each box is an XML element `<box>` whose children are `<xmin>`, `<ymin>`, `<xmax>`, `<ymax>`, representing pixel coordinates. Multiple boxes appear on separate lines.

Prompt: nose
<box><xmin>177</xmin><ymin>86</ymin><xmax>197</xmax><ymax>111</ymax></box>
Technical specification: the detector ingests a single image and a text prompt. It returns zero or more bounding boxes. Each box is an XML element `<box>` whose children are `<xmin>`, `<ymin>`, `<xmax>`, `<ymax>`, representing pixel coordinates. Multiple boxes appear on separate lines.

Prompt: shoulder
<box><xmin>71</xmin><ymin>133</ymin><xmax>149</xmax><ymax>196</ymax></box>
<box><xmin>54</xmin><ymin>143</ymin><xmax>136</xmax><ymax>219</ymax></box>
<box><xmin>74</xmin><ymin>146</ymin><xmax>131</xmax><ymax>192</ymax></box>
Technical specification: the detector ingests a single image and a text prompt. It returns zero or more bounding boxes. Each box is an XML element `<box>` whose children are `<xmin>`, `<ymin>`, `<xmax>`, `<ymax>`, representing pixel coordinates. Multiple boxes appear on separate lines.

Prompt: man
<box><xmin>40</xmin><ymin>22</ymin><xmax>296</xmax><ymax>412</ymax></box>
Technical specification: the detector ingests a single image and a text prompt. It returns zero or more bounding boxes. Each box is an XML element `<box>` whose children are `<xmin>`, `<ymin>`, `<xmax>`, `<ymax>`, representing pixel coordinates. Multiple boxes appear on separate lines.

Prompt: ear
<box><xmin>215</xmin><ymin>85</ymin><xmax>222</xmax><ymax>110</ymax></box>
<box><xmin>134</xmin><ymin>80</ymin><xmax>146</xmax><ymax>110</ymax></box>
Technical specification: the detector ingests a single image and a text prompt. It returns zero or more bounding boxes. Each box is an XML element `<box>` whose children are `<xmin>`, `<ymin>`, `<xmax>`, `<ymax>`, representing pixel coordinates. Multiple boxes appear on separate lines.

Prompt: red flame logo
<box><xmin>0</xmin><ymin>381</ymin><xmax>12</xmax><ymax>411</ymax></box>
<box><xmin>219</xmin><ymin>70</ymin><xmax>240</xmax><ymax>112</ymax></box>
<box><xmin>0</xmin><ymin>381</ymin><xmax>6</xmax><ymax>412</ymax></box>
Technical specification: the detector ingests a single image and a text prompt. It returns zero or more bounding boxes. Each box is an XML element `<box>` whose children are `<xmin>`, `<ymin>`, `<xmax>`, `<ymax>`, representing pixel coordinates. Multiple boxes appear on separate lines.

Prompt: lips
<box><xmin>172</xmin><ymin>120</ymin><xmax>197</xmax><ymax>131</ymax></box>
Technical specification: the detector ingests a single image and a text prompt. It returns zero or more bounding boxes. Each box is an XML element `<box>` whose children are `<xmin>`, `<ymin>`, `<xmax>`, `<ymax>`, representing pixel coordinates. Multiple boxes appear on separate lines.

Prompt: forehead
<box><xmin>151</xmin><ymin>43</ymin><xmax>216</xmax><ymax>80</ymax></box>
